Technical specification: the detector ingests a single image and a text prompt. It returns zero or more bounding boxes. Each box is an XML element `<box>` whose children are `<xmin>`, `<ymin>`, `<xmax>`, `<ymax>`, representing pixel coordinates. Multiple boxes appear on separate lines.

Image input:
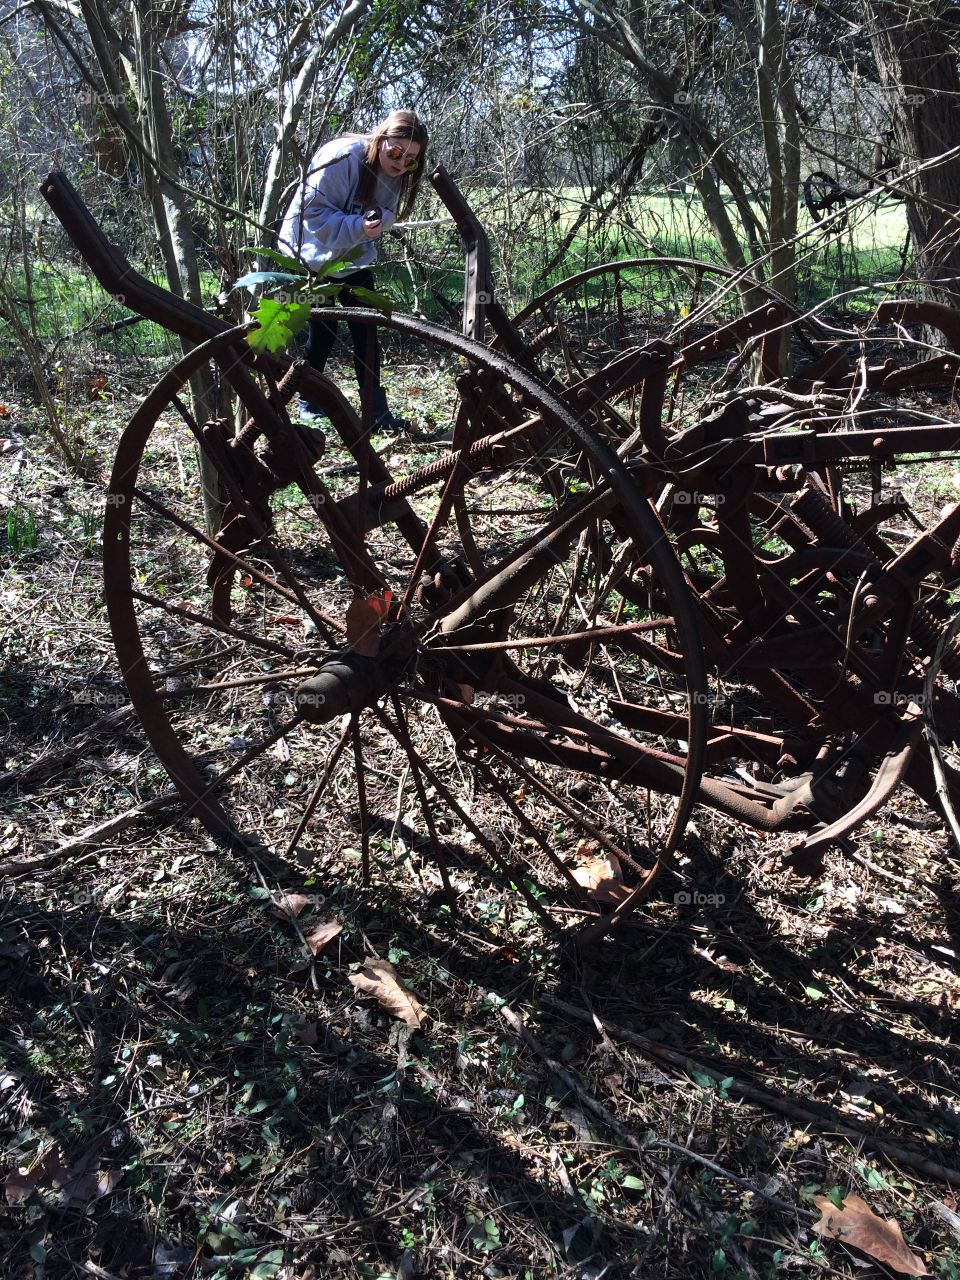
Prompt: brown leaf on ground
<box><xmin>349</xmin><ymin>959</ymin><xmax>427</xmax><ymax>1028</ymax></box>
<box><xmin>4</xmin><ymin>1169</ymin><xmax>37</xmax><ymax>1205</ymax></box>
<box><xmin>303</xmin><ymin>918</ymin><xmax>342</xmax><ymax>955</ymax></box>
<box><xmin>571</xmin><ymin>850</ymin><xmax>631</xmax><ymax>905</ymax></box>
<box><xmin>346</xmin><ymin>590</ymin><xmax>392</xmax><ymax>657</ymax></box>
<box><xmin>812</xmin><ymin>1193</ymin><xmax>930</xmax><ymax>1275</ymax></box>
<box><xmin>52</xmin><ymin>1158</ymin><xmax>120</xmax><ymax>1207</ymax></box>
<box><xmin>6</xmin><ymin>1149</ymin><xmax>118</xmax><ymax>1209</ymax></box>
<box><xmin>270</xmin><ymin>892</ymin><xmax>315</xmax><ymax>921</ymax></box>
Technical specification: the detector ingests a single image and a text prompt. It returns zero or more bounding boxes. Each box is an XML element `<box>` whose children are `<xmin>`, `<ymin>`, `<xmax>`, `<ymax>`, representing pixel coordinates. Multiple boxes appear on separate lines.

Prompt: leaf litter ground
<box><xmin>2</xmin><ymin>356</ymin><xmax>960</xmax><ymax>1280</ymax></box>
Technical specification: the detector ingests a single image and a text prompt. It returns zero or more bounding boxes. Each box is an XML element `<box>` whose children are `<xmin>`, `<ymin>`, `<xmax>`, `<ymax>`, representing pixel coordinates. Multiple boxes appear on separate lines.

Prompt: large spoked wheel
<box><xmin>104</xmin><ymin>314</ymin><xmax>710</xmax><ymax>936</ymax></box>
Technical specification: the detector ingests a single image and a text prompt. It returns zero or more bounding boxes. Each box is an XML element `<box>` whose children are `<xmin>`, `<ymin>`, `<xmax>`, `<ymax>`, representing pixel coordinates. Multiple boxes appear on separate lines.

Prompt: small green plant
<box><xmin>466</xmin><ymin>1214</ymin><xmax>501</xmax><ymax>1253</ymax></box>
<box><xmin>78</xmin><ymin>507</ymin><xmax>99</xmax><ymax>555</ymax></box>
<box><xmin>6</xmin><ymin>504</ymin><xmax>38</xmax><ymax>552</ymax></box>
<box><xmin>232</xmin><ymin>246</ymin><xmax>394</xmax><ymax>355</ymax></box>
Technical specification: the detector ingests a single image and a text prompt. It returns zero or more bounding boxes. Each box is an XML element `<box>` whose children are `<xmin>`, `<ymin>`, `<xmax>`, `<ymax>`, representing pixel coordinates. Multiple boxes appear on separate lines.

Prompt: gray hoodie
<box><xmin>278</xmin><ymin>137</ymin><xmax>404</xmax><ymax>275</ymax></box>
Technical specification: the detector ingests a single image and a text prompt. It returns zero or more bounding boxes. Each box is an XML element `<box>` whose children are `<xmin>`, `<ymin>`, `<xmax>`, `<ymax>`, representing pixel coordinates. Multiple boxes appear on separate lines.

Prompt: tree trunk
<box><xmin>257</xmin><ymin>0</ymin><xmax>373</xmax><ymax>235</ymax></box>
<box><xmin>131</xmin><ymin>0</ymin><xmax>224</xmax><ymax>533</ymax></box>
<box><xmin>871</xmin><ymin>2</ymin><xmax>960</xmax><ymax>306</ymax></box>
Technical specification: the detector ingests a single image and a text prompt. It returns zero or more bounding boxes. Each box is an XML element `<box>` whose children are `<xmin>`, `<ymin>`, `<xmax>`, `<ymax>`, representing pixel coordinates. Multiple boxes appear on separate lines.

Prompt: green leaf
<box><xmin>863</xmin><ymin>1164</ymin><xmax>892</xmax><ymax>1190</ymax></box>
<box><xmin>241</xmin><ymin>246</ymin><xmax>308</xmax><ymax>273</ymax></box>
<box><xmin>299</xmin><ymin>287</ymin><xmax>340</xmax><ymax>306</ymax></box>
<box><xmin>247</xmin><ymin>299</ymin><xmax>311</xmax><ymax>354</ymax></box>
<box><xmin>805</xmin><ymin>985</ymin><xmax>825</xmax><ymax>1001</ymax></box>
<box><xmin>250</xmin><ymin>1250</ymin><xmax>284</xmax><ymax>1279</ymax></box>
<box><xmin>232</xmin><ymin>270</ymin><xmax>304</xmax><ymax>292</ymax></box>
<box><xmin>621</xmin><ymin>1175</ymin><xmax>645</xmax><ymax>1190</ymax></box>
<box><xmin>311</xmin><ymin>246</ymin><xmax>363</xmax><ymax>280</ymax></box>
<box><xmin>351</xmin><ymin>285</ymin><xmax>395</xmax><ymax>313</ymax></box>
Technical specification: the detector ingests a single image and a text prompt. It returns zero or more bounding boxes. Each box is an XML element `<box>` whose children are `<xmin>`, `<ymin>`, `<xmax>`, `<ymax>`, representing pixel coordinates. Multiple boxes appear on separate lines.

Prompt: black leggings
<box><xmin>305</xmin><ymin>268</ymin><xmax>381</xmax><ymax>388</ymax></box>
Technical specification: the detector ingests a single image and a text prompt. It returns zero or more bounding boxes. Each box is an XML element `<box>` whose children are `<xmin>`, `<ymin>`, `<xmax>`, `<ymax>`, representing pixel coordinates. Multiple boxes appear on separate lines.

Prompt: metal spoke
<box><xmin>129</xmin><ymin>589</ymin><xmax>297</xmax><ymax>659</ymax></box>
<box><xmin>381</xmin><ymin>696</ymin><xmax>453</xmax><ymax>900</ymax></box>
<box><xmin>379</xmin><ymin>699</ymin><xmax>556</xmax><ymax>930</ymax></box>
<box><xmin>283</xmin><ymin>718</ymin><xmax>353</xmax><ymax>859</ymax></box>
<box><xmin>133</xmin><ymin>486</ymin><xmax>344</xmax><ymax>641</ymax></box>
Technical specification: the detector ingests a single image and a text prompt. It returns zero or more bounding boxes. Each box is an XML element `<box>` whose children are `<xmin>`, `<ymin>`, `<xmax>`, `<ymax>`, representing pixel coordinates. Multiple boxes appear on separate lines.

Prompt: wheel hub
<box><xmin>296</xmin><ymin>624</ymin><xmax>417</xmax><ymax>724</ymax></box>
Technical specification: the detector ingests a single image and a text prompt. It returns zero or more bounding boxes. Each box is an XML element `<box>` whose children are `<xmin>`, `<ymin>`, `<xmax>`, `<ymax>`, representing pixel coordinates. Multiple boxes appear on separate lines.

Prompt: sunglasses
<box><xmin>382</xmin><ymin>142</ymin><xmax>420</xmax><ymax>172</ymax></box>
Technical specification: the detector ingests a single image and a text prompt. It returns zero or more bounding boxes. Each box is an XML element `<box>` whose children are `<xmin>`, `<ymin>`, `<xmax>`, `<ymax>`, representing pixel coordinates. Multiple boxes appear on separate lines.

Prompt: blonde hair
<box><xmin>356</xmin><ymin>110</ymin><xmax>429</xmax><ymax>218</ymax></box>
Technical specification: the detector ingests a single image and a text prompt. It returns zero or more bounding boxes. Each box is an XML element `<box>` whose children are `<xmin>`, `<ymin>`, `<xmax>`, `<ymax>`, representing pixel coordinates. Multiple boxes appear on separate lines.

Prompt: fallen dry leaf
<box><xmin>572</xmin><ymin>851</ymin><xmax>631</xmax><ymax>905</ymax></box>
<box><xmin>349</xmin><ymin>959</ymin><xmax>427</xmax><ymax>1029</ymax></box>
<box><xmin>346</xmin><ymin>590</ymin><xmax>392</xmax><ymax>657</ymax></box>
<box><xmin>303</xmin><ymin>918</ymin><xmax>342</xmax><ymax>955</ymax></box>
<box><xmin>5</xmin><ymin>1149</ymin><xmax>119</xmax><ymax>1210</ymax></box>
<box><xmin>4</xmin><ymin>1169</ymin><xmax>37</xmax><ymax>1205</ymax></box>
<box><xmin>692</xmin><ymin>943</ymin><xmax>746</xmax><ymax>973</ymax></box>
<box><xmin>270</xmin><ymin>893</ymin><xmax>315</xmax><ymax>921</ymax></box>
<box><xmin>52</xmin><ymin>1159</ymin><xmax>120</xmax><ymax>1207</ymax></box>
<box><xmin>813</xmin><ymin>1193</ymin><xmax>930</xmax><ymax>1275</ymax></box>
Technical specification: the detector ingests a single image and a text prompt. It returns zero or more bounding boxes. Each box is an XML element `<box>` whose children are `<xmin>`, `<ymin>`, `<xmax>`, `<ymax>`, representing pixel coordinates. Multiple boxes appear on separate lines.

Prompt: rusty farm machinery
<box><xmin>41</xmin><ymin>166</ymin><xmax>960</xmax><ymax>938</ymax></box>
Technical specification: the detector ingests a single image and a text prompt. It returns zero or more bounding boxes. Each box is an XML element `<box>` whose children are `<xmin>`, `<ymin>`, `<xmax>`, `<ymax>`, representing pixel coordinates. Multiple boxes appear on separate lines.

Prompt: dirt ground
<box><xmin>2</xmin><ymin>365</ymin><xmax>960</xmax><ymax>1280</ymax></box>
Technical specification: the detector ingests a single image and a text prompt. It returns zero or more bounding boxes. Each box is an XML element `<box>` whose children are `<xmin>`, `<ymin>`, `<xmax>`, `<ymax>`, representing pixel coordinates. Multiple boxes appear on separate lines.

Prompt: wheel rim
<box><xmin>103</xmin><ymin>313</ymin><xmax>709</xmax><ymax>933</ymax></box>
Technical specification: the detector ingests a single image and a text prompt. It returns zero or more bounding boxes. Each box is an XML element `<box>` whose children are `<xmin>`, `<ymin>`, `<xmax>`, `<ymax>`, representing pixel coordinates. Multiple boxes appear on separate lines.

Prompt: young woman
<box><xmin>278</xmin><ymin>110</ymin><xmax>428</xmax><ymax>432</ymax></box>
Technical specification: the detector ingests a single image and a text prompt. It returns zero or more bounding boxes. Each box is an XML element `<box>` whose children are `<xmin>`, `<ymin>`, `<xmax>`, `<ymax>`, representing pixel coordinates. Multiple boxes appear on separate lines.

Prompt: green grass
<box><xmin>2</xmin><ymin>188</ymin><xmax>915</xmax><ymax>363</ymax></box>
<box><xmin>382</xmin><ymin>186</ymin><xmax>913</xmax><ymax>323</ymax></box>
<box><xmin>0</xmin><ymin>265</ymin><xmax>224</xmax><ymax>362</ymax></box>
